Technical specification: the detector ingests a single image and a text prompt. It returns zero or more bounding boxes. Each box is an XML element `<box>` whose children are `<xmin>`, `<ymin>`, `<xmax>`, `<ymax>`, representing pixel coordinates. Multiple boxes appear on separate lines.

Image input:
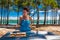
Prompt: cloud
<box><xmin>39</xmin><ymin>11</ymin><xmax>44</xmax><ymax>12</ymax></box>
<box><xmin>9</xmin><ymin>17</ymin><xmax>17</xmax><ymax>20</ymax></box>
<box><xmin>33</xmin><ymin>16</ymin><xmax>59</xmax><ymax>20</ymax></box>
<box><xmin>0</xmin><ymin>17</ymin><xmax>18</xmax><ymax>20</ymax></box>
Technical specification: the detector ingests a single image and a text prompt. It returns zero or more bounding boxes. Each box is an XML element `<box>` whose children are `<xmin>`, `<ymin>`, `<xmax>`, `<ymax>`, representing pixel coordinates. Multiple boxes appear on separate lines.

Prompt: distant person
<box><xmin>16</xmin><ymin>7</ymin><xmax>33</xmax><ymax>32</ymax></box>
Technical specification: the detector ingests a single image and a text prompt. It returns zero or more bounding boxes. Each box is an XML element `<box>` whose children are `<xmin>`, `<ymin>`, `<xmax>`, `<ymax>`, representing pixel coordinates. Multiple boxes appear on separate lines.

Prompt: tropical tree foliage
<box><xmin>0</xmin><ymin>0</ymin><xmax>58</xmax><ymax>26</ymax></box>
<box><xmin>42</xmin><ymin>0</ymin><xmax>58</xmax><ymax>25</ymax></box>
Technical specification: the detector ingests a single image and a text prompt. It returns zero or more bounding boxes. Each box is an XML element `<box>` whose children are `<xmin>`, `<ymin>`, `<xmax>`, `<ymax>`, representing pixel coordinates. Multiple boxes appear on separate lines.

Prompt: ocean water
<box><xmin>1</xmin><ymin>20</ymin><xmax>58</xmax><ymax>25</ymax></box>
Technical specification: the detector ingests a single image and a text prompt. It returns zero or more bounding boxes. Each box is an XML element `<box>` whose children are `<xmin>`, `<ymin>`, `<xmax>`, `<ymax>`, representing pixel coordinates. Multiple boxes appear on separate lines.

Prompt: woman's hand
<box><xmin>16</xmin><ymin>24</ymin><xmax>20</xmax><ymax>27</ymax></box>
<box><xmin>30</xmin><ymin>24</ymin><xmax>36</xmax><ymax>30</ymax></box>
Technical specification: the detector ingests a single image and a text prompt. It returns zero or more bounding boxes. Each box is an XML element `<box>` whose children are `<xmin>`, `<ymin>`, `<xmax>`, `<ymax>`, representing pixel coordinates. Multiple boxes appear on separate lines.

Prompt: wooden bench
<box><xmin>10</xmin><ymin>32</ymin><xmax>26</xmax><ymax>37</ymax></box>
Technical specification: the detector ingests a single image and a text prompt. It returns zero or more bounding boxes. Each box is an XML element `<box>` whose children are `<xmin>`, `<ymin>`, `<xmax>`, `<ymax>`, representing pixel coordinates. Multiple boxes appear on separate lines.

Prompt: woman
<box><xmin>17</xmin><ymin>7</ymin><xmax>33</xmax><ymax>32</ymax></box>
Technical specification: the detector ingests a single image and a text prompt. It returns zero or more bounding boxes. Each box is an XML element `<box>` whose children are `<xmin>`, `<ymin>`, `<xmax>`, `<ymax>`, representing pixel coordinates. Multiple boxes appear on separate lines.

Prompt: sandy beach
<box><xmin>37</xmin><ymin>26</ymin><xmax>60</xmax><ymax>35</ymax></box>
<box><xmin>31</xmin><ymin>26</ymin><xmax>60</xmax><ymax>35</ymax></box>
<box><xmin>0</xmin><ymin>28</ymin><xmax>15</xmax><ymax>38</ymax></box>
<box><xmin>0</xmin><ymin>26</ymin><xmax>60</xmax><ymax>37</ymax></box>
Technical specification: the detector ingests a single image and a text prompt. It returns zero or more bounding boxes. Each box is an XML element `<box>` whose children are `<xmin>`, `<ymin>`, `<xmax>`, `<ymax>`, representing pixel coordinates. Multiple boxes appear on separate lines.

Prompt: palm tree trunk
<box><xmin>44</xmin><ymin>7</ymin><xmax>47</xmax><ymax>25</ymax></box>
<box><xmin>35</xmin><ymin>0</ymin><xmax>40</xmax><ymax>28</ymax></box>
<box><xmin>17</xmin><ymin>7</ymin><xmax>19</xmax><ymax>24</ymax></box>
<box><xmin>53</xmin><ymin>9</ymin><xmax>54</xmax><ymax>24</ymax></box>
<box><xmin>47</xmin><ymin>11</ymin><xmax>48</xmax><ymax>24</ymax></box>
<box><xmin>36</xmin><ymin>6</ymin><xmax>39</xmax><ymax>28</ymax></box>
<box><xmin>6</xmin><ymin>0</ymin><xmax>10</xmax><ymax>25</ymax></box>
<box><xmin>59</xmin><ymin>14</ymin><xmax>60</xmax><ymax>24</ymax></box>
<box><xmin>3</xmin><ymin>7</ymin><xmax>5</xmax><ymax>25</ymax></box>
<box><xmin>52</xmin><ymin>9</ymin><xmax>53</xmax><ymax>24</ymax></box>
<box><xmin>55</xmin><ymin>9</ymin><xmax>57</xmax><ymax>24</ymax></box>
<box><xmin>54</xmin><ymin>9</ymin><xmax>56</xmax><ymax>24</ymax></box>
<box><xmin>3</xmin><ymin>8</ymin><xmax>6</xmax><ymax>24</ymax></box>
<box><xmin>1</xmin><ymin>7</ymin><xmax>2</xmax><ymax>24</ymax></box>
<box><xmin>6</xmin><ymin>5</ymin><xmax>9</xmax><ymax>25</ymax></box>
<box><xmin>7</xmin><ymin>10</ymin><xmax>9</xmax><ymax>25</ymax></box>
<box><xmin>52</xmin><ymin>9</ymin><xmax>54</xmax><ymax>24</ymax></box>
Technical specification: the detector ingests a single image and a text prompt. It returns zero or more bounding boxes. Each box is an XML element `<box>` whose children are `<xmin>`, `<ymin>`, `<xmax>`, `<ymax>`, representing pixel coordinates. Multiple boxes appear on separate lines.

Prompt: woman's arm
<box><xmin>29</xmin><ymin>16</ymin><xmax>33</xmax><ymax>28</ymax></box>
<box><xmin>16</xmin><ymin>17</ymin><xmax>22</xmax><ymax>27</ymax></box>
<box><xmin>29</xmin><ymin>16</ymin><xmax>36</xmax><ymax>30</ymax></box>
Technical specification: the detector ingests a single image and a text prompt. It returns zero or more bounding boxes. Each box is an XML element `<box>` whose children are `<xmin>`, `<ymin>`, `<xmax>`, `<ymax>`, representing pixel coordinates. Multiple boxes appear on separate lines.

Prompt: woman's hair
<box><xmin>23</xmin><ymin>7</ymin><xmax>29</xmax><ymax>12</ymax></box>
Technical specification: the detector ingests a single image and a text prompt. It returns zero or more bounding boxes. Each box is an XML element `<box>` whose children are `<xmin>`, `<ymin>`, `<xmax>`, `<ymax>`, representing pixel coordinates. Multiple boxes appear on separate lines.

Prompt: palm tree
<box><xmin>5</xmin><ymin>0</ymin><xmax>12</xmax><ymax>25</ymax></box>
<box><xmin>0</xmin><ymin>0</ymin><xmax>2</xmax><ymax>24</ymax></box>
<box><xmin>35</xmin><ymin>0</ymin><xmax>41</xmax><ymax>27</ymax></box>
<box><xmin>42</xmin><ymin>0</ymin><xmax>50</xmax><ymax>25</ymax></box>
<box><xmin>59</xmin><ymin>14</ymin><xmax>60</xmax><ymax>24</ymax></box>
<box><xmin>50</xmin><ymin>0</ymin><xmax>58</xmax><ymax>24</ymax></box>
<box><xmin>14</xmin><ymin>0</ymin><xmax>22</xmax><ymax>24</ymax></box>
<box><xmin>0</xmin><ymin>0</ymin><xmax>6</xmax><ymax>24</ymax></box>
<box><xmin>42</xmin><ymin>0</ymin><xmax>58</xmax><ymax>25</ymax></box>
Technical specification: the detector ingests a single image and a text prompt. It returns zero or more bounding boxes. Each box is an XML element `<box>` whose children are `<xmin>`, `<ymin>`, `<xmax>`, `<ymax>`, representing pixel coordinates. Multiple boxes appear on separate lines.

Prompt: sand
<box><xmin>38</xmin><ymin>26</ymin><xmax>60</xmax><ymax>35</ymax></box>
<box><xmin>0</xmin><ymin>26</ymin><xmax>60</xmax><ymax>38</ymax></box>
<box><xmin>0</xmin><ymin>28</ymin><xmax>15</xmax><ymax>38</ymax></box>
